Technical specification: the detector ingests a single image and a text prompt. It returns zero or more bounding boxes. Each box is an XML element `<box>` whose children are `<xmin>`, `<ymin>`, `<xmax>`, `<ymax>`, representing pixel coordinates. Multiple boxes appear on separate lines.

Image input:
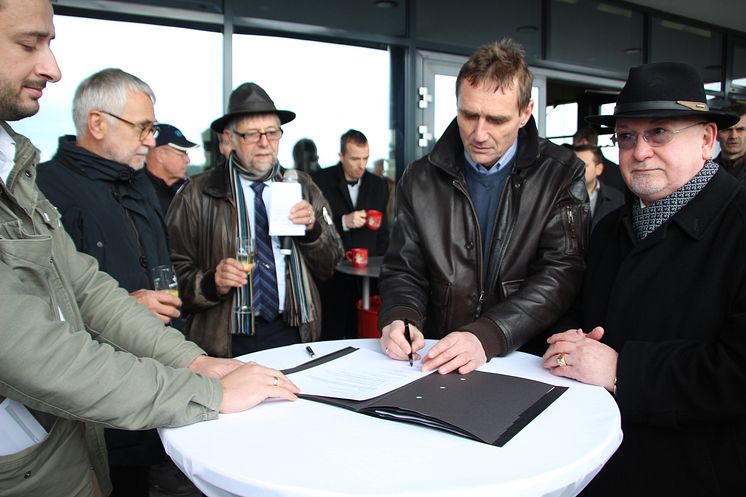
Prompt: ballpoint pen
<box><xmin>404</xmin><ymin>319</ymin><xmax>413</xmax><ymax>367</ymax></box>
<box><xmin>306</xmin><ymin>346</ymin><xmax>316</xmax><ymax>358</ymax></box>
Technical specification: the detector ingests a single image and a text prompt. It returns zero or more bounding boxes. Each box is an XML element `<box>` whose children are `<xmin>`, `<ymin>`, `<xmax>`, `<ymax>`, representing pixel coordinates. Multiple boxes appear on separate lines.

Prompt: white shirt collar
<box><xmin>0</xmin><ymin>125</ymin><xmax>16</xmax><ymax>184</ymax></box>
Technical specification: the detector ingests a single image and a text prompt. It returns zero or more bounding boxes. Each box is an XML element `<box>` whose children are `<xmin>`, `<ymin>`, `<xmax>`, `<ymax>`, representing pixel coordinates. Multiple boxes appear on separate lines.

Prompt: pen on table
<box><xmin>306</xmin><ymin>346</ymin><xmax>316</xmax><ymax>358</ymax></box>
<box><xmin>404</xmin><ymin>319</ymin><xmax>413</xmax><ymax>367</ymax></box>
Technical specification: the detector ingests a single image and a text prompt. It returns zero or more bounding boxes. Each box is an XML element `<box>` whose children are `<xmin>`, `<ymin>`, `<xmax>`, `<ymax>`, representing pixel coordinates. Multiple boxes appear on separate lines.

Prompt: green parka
<box><xmin>0</xmin><ymin>122</ymin><xmax>222</xmax><ymax>497</ymax></box>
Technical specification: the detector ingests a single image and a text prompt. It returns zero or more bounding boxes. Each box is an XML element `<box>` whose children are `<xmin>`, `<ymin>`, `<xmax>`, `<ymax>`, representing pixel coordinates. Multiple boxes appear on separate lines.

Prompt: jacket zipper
<box><xmin>452</xmin><ymin>179</ymin><xmax>485</xmax><ymax>319</ymax></box>
<box><xmin>566</xmin><ymin>205</ymin><xmax>578</xmax><ymax>252</ymax></box>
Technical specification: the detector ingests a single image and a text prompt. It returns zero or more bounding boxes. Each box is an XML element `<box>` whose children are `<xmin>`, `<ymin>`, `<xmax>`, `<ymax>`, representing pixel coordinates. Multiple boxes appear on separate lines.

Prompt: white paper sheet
<box><xmin>268</xmin><ymin>182</ymin><xmax>305</xmax><ymax>236</ymax></box>
<box><xmin>0</xmin><ymin>399</ymin><xmax>48</xmax><ymax>456</ymax></box>
<box><xmin>287</xmin><ymin>348</ymin><xmax>434</xmax><ymax>401</ymax></box>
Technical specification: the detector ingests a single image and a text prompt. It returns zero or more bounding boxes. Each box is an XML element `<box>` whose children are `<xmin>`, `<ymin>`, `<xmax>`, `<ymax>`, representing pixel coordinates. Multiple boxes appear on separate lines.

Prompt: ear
<box><xmin>519</xmin><ymin>100</ymin><xmax>534</xmax><ymax>128</ymax></box>
<box><xmin>88</xmin><ymin>111</ymin><xmax>107</xmax><ymax>140</ymax></box>
<box><xmin>338</xmin><ymin>151</ymin><xmax>345</xmax><ymax>162</ymax></box>
<box><xmin>701</xmin><ymin>122</ymin><xmax>717</xmax><ymax>160</ymax></box>
<box><xmin>595</xmin><ymin>162</ymin><xmax>604</xmax><ymax>177</ymax></box>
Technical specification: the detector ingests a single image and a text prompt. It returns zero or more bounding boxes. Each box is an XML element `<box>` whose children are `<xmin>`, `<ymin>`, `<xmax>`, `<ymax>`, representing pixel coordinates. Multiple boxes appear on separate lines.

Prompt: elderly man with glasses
<box><xmin>167</xmin><ymin>83</ymin><xmax>342</xmax><ymax>359</ymax></box>
<box><xmin>542</xmin><ymin>62</ymin><xmax>745</xmax><ymax>496</ymax></box>
<box><xmin>36</xmin><ymin>68</ymin><xmax>185</xmax><ymax>496</ymax></box>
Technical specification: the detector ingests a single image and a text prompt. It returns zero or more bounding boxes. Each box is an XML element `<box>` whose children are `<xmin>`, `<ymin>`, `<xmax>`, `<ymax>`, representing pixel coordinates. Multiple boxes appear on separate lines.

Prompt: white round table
<box><xmin>160</xmin><ymin>339</ymin><xmax>622</xmax><ymax>497</ymax></box>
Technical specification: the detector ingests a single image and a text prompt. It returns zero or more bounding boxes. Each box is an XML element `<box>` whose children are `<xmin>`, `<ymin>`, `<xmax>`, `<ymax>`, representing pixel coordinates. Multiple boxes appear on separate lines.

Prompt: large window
<box><xmin>13</xmin><ymin>15</ymin><xmax>222</xmax><ymax>166</ymax></box>
<box><xmin>231</xmin><ymin>35</ymin><xmax>390</xmax><ymax>169</ymax></box>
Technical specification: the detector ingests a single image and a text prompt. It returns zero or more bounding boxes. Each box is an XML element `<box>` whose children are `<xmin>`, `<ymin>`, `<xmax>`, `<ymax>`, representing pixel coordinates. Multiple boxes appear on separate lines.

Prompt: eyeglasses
<box><xmin>231</xmin><ymin>128</ymin><xmax>283</xmax><ymax>144</ymax></box>
<box><xmin>99</xmin><ymin>110</ymin><xmax>160</xmax><ymax>141</ymax></box>
<box><xmin>612</xmin><ymin>121</ymin><xmax>706</xmax><ymax>150</ymax></box>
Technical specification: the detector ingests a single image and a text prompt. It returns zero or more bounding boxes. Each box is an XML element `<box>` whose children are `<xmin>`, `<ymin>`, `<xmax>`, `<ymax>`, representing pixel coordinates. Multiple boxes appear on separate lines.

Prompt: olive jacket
<box><xmin>0</xmin><ymin>122</ymin><xmax>221</xmax><ymax>497</ymax></box>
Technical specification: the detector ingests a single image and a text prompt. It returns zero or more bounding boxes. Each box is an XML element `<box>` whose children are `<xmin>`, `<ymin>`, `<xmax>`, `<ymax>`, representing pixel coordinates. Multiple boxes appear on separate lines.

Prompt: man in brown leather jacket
<box><xmin>168</xmin><ymin>83</ymin><xmax>343</xmax><ymax>358</ymax></box>
<box><xmin>379</xmin><ymin>39</ymin><xmax>589</xmax><ymax>374</ymax></box>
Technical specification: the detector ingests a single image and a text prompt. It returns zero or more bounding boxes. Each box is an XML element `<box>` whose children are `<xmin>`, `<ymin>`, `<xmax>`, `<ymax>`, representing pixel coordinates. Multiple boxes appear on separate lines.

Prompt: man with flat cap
<box><xmin>542</xmin><ymin>62</ymin><xmax>745</xmax><ymax>495</ymax></box>
<box><xmin>168</xmin><ymin>83</ymin><xmax>343</xmax><ymax>357</ymax></box>
<box><xmin>145</xmin><ymin>123</ymin><xmax>198</xmax><ymax>215</ymax></box>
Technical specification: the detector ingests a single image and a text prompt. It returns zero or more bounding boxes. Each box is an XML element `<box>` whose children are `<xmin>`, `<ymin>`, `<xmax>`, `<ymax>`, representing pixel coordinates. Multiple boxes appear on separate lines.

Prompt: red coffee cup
<box><xmin>366</xmin><ymin>210</ymin><xmax>383</xmax><ymax>230</ymax></box>
<box><xmin>345</xmin><ymin>248</ymin><xmax>368</xmax><ymax>268</ymax></box>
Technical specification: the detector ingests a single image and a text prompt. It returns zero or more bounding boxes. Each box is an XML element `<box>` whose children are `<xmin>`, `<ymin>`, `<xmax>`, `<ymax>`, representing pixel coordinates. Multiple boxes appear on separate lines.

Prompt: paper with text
<box><xmin>288</xmin><ymin>348</ymin><xmax>434</xmax><ymax>401</ymax></box>
<box><xmin>268</xmin><ymin>182</ymin><xmax>305</xmax><ymax>236</ymax></box>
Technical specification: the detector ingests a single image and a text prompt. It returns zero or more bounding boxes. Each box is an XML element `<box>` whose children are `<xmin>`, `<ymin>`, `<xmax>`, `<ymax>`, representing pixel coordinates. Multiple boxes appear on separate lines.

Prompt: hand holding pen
<box><xmin>380</xmin><ymin>319</ymin><xmax>425</xmax><ymax>364</ymax></box>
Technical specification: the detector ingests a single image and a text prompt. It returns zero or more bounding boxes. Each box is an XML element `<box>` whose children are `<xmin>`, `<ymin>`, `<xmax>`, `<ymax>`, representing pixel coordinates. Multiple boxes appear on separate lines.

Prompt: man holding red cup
<box><xmin>312</xmin><ymin>129</ymin><xmax>390</xmax><ymax>340</ymax></box>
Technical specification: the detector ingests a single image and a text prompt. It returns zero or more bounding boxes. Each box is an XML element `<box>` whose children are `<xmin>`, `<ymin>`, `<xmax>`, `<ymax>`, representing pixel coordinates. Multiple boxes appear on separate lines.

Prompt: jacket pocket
<box><xmin>0</xmin><ymin>420</ymin><xmax>94</xmax><ymax>497</ymax></box>
<box><xmin>560</xmin><ymin>202</ymin><xmax>588</xmax><ymax>256</ymax></box>
<box><xmin>500</xmin><ymin>279</ymin><xmax>524</xmax><ymax>299</ymax></box>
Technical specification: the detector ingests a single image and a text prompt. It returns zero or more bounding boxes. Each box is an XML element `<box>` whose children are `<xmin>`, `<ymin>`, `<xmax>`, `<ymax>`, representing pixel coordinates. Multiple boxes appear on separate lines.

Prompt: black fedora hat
<box><xmin>210</xmin><ymin>82</ymin><xmax>296</xmax><ymax>133</ymax></box>
<box><xmin>587</xmin><ymin>62</ymin><xmax>739</xmax><ymax>130</ymax></box>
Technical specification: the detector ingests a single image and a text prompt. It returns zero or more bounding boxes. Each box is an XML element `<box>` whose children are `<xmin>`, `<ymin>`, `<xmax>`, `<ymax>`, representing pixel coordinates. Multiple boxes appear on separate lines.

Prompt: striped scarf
<box><xmin>228</xmin><ymin>153</ymin><xmax>317</xmax><ymax>334</ymax></box>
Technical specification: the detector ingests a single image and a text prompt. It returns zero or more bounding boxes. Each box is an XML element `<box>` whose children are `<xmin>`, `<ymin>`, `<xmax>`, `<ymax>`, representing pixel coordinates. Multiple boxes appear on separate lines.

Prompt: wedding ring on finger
<box><xmin>557</xmin><ymin>353</ymin><xmax>567</xmax><ymax>368</ymax></box>
<box><xmin>272</xmin><ymin>376</ymin><xmax>279</xmax><ymax>386</ymax></box>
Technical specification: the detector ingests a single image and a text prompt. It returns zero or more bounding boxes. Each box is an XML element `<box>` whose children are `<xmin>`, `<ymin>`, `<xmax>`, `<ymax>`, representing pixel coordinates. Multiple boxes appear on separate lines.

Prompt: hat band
<box><xmin>615</xmin><ymin>100</ymin><xmax>710</xmax><ymax>115</ymax></box>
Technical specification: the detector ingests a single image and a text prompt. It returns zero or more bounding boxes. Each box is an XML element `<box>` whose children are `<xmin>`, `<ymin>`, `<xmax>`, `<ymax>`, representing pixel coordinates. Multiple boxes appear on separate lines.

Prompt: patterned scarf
<box><xmin>632</xmin><ymin>160</ymin><xmax>719</xmax><ymax>240</ymax></box>
<box><xmin>228</xmin><ymin>153</ymin><xmax>316</xmax><ymax>334</ymax></box>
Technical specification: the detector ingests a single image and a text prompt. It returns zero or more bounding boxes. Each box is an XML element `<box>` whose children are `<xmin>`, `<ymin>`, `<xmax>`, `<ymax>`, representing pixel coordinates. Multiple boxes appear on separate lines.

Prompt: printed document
<box><xmin>287</xmin><ymin>348</ymin><xmax>434</xmax><ymax>401</ymax></box>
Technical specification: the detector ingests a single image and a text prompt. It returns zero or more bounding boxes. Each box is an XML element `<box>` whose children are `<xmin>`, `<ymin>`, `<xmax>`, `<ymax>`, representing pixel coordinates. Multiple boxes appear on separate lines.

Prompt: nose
<box><xmin>258</xmin><ymin>133</ymin><xmax>271</xmax><ymax>146</ymax></box>
<box><xmin>473</xmin><ymin>118</ymin><xmax>489</xmax><ymax>141</ymax></box>
<box><xmin>631</xmin><ymin>134</ymin><xmax>654</xmax><ymax>161</ymax></box>
<box><xmin>39</xmin><ymin>46</ymin><xmax>61</xmax><ymax>84</ymax></box>
<box><xmin>142</xmin><ymin>131</ymin><xmax>157</xmax><ymax>148</ymax></box>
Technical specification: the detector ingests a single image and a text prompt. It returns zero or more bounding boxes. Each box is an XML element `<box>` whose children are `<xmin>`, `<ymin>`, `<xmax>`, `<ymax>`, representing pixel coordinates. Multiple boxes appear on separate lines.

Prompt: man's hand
<box><xmin>421</xmin><ymin>331</ymin><xmax>487</xmax><ymax>375</ymax></box>
<box><xmin>188</xmin><ymin>355</ymin><xmax>243</xmax><ymax>379</ymax></box>
<box><xmin>343</xmin><ymin>210</ymin><xmax>367</xmax><ymax>230</ymax></box>
<box><xmin>214</xmin><ymin>258</ymin><xmax>247</xmax><ymax>296</ymax></box>
<box><xmin>219</xmin><ymin>361</ymin><xmax>300</xmax><ymax>413</ymax></box>
<box><xmin>381</xmin><ymin>320</ymin><xmax>425</xmax><ymax>362</ymax></box>
<box><xmin>130</xmin><ymin>289</ymin><xmax>181</xmax><ymax>324</ymax></box>
<box><xmin>542</xmin><ymin>327</ymin><xmax>617</xmax><ymax>392</ymax></box>
<box><xmin>289</xmin><ymin>200</ymin><xmax>315</xmax><ymax>230</ymax></box>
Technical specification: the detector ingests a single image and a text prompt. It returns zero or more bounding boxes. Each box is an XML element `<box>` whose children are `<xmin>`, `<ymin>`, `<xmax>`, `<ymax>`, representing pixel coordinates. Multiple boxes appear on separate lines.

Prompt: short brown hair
<box><xmin>574</xmin><ymin>144</ymin><xmax>602</xmax><ymax>166</ymax></box>
<box><xmin>456</xmin><ymin>38</ymin><xmax>533</xmax><ymax>112</ymax></box>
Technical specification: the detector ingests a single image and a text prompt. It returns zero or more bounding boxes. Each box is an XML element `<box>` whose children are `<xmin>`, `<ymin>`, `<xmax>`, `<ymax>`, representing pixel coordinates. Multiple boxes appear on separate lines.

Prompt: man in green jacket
<box><xmin>0</xmin><ymin>1</ymin><xmax>299</xmax><ymax>496</ymax></box>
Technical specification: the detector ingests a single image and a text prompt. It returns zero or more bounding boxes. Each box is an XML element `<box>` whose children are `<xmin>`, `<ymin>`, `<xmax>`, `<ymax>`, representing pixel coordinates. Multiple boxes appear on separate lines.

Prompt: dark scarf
<box><xmin>632</xmin><ymin>160</ymin><xmax>719</xmax><ymax>240</ymax></box>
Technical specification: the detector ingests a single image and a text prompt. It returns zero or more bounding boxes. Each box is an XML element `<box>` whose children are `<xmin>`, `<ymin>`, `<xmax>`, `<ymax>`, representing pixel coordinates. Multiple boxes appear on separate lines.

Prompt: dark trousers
<box><xmin>317</xmin><ymin>273</ymin><xmax>378</xmax><ymax>341</ymax></box>
<box><xmin>231</xmin><ymin>316</ymin><xmax>301</xmax><ymax>357</ymax></box>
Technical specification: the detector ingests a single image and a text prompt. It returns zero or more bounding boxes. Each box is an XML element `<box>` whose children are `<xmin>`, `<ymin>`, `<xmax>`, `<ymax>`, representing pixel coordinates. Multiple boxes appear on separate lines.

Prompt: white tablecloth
<box><xmin>160</xmin><ymin>339</ymin><xmax>622</xmax><ymax>497</ymax></box>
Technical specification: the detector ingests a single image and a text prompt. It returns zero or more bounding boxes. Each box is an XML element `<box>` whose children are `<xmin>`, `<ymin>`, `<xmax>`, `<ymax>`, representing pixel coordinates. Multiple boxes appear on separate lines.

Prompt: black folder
<box><xmin>283</xmin><ymin>347</ymin><xmax>567</xmax><ymax>447</ymax></box>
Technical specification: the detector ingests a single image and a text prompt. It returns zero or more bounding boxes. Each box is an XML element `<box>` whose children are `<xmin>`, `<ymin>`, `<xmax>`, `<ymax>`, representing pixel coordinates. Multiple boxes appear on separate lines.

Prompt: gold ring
<box><xmin>272</xmin><ymin>376</ymin><xmax>279</xmax><ymax>386</ymax></box>
<box><xmin>557</xmin><ymin>353</ymin><xmax>567</xmax><ymax>368</ymax></box>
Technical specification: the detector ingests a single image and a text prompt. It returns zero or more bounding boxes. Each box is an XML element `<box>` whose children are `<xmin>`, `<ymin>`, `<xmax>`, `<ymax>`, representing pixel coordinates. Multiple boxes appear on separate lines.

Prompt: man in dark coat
<box><xmin>574</xmin><ymin>144</ymin><xmax>625</xmax><ymax>231</ymax></box>
<box><xmin>144</xmin><ymin>123</ymin><xmax>198</xmax><ymax>215</ymax></box>
<box><xmin>543</xmin><ymin>62</ymin><xmax>744</xmax><ymax>496</ymax></box>
<box><xmin>713</xmin><ymin>103</ymin><xmax>746</xmax><ymax>180</ymax></box>
<box><xmin>312</xmin><ymin>129</ymin><xmax>390</xmax><ymax>339</ymax></box>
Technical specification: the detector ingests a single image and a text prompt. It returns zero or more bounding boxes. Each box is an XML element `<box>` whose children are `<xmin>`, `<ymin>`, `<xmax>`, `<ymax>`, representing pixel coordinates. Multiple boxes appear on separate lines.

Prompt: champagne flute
<box><xmin>235</xmin><ymin>237</ymin><xmax>256</xmax><ymax>333</ymax></box>
<box><xmin>151</xmin><ymin>264</ymin><xmax>179</xmax><ymax>298</ymax></box>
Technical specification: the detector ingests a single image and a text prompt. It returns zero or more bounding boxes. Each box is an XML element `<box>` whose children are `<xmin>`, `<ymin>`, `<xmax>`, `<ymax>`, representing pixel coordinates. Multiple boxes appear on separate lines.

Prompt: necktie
<box><xmin>250</xmin><ymin>181</ymin><xmax>280</xmax><ymax>320</ymax></box>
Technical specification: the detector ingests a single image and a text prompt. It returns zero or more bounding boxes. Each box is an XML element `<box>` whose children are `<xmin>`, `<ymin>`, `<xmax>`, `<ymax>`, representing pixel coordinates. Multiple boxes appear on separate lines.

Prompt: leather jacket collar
<box><xmin>428</xmin><ymin>116</ymin><xmax>540</xmax><ymax>178</ymax></box>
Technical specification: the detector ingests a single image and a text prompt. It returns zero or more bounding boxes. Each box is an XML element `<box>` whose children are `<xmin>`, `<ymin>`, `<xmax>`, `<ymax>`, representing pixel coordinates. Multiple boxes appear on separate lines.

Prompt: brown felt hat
<box><xmin>210</xmin><ymin>83</ymin><xmax>295</xmax><ymax>133</ymax></box>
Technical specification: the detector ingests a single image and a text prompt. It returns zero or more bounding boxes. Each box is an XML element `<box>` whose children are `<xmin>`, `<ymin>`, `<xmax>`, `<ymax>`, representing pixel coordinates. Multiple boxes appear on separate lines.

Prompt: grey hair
<box><xmin>72</xmin><ymin>68</ymin><xmax>155</xmax><ymax>136</ymax></box>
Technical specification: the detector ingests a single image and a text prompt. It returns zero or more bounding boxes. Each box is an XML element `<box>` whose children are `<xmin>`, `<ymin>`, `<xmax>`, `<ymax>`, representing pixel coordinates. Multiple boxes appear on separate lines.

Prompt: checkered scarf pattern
<box><xmin>632</xmin><ymin>160</ymin><xmax>719</xmax><ymax>240</ymax></box>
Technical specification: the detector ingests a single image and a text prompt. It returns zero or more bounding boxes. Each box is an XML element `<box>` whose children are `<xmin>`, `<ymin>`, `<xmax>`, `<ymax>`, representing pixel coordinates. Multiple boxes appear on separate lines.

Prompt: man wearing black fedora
<box><xmin>168</xmin><ymin>83</ymin><xmax>343</xmax><ymax>358</ymax></box>
<box><xmin>542</xmin><ymin>62</ymin><xmax>746</xmax><ymax>495</ymax></box>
